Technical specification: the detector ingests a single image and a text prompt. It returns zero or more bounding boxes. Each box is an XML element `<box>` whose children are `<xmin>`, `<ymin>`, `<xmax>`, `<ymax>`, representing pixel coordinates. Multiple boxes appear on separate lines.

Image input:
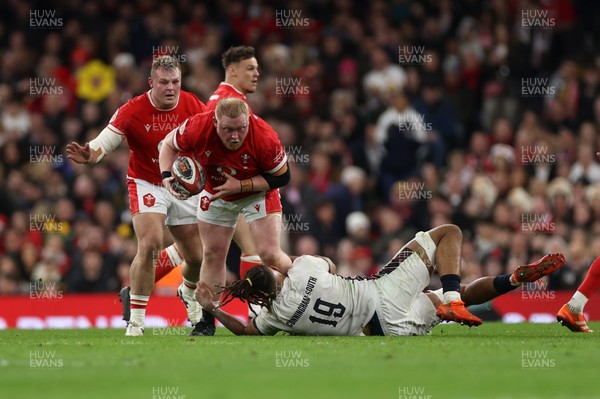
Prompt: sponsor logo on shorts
<box><xmin>254</xmin><ymin>204</ymin><xmax>261</xmax><ymax>212</ymax></box>
<box><xmin>143</xmin><ymin>193</ymin><xmax>156</xmax><ymax>207</ymax></box>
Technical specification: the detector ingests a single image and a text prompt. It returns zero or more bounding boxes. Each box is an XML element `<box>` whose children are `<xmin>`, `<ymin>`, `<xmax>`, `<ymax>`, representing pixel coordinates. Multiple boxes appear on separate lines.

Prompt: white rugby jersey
<box><xmin>253</xmin><ymin>255</ymin><xmax>379</xmax><ymax>335</ymax></box>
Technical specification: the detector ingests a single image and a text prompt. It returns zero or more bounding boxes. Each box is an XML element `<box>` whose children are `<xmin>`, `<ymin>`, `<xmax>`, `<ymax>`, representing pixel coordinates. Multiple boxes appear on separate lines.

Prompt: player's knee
<box><xmin>440</xmin><ymin>223</ymin><xmax>462</xmax><ymax>241</ymax></box>
<box><xmin>256</xmin><ymin>249</ymin><xmax>278</xmax><ymax>267</ymax></box>
<box><xmin>137</xmin><ymin>238</ymin><xmax>162</xmax><ymax>261</ymax></box>
<box><xmin>184</xmin><ymin>255</ymin><xmax>203</xmax><ymax>270</ymax></box>
<box><xmin>201</xmin><ymin>245</ymin><xmax>226</xmax><ymax>265</ymax></box>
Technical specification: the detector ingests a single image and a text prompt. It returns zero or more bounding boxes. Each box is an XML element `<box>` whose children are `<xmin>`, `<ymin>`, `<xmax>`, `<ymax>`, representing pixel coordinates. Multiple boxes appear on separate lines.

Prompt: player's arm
<box><xmin>66</xmin><ymin>126</ymin><xmax>124</xmax><ymax>164</ymax></box>
<box><xmin>211</xmin><ymin>162</ymin><xmax>290</xmax><ymax>201</ymax></box>
<box><xmin>159</xmin><ymin>122</ymin><xmax>192</xmax><ymax>200</ymax></box>
<box><xmin>316</xmin><ymin>256</ymin><xmax>337</xmax><ymax>274</ymax></box>
<box><xmin>195</xmin><ymin>281</ymin><xmax>262</xmax><ymax>335</ymax></box>
<box><xmin>211</xmin><ymin>309</ymin><xmax>262</xmax><ymax>336</ymax></box>
<box><xmin>158</xmin><ymin>128</ymin><xmax>181</xmax><ymax>179</ymax></box>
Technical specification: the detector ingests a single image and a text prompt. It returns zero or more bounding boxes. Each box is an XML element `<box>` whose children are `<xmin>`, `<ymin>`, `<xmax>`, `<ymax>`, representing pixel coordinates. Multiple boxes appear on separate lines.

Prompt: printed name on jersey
<box><xmin>286</xmin><ymin>276</ymin><xmax>317</xmax><ymax>327</ymax></box>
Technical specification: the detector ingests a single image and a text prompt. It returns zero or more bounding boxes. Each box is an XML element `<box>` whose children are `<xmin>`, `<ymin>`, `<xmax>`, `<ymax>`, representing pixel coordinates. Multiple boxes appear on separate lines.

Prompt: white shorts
<box><xmin>127</xmin><ymin>177</ymin><xmax>198</xmax><ymax>226</ymax></box>
<box><xmin>196</xmin><ymin>189</ymin><xmax>282</xmax><ymax>227</ymax></box>
<box><xmin>373</xmin><ymin>232</ymin><xmax>440</xmax><ymax>336</ymax></box>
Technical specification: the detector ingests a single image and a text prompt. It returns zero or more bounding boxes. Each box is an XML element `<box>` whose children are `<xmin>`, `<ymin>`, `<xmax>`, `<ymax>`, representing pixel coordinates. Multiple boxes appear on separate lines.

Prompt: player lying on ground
<box><xmin>196</xmin><ymin>224</ymin><xmax>566</xmax><ymax>336</ymax></box>
<box><xmin>557</xmin><ymin>254</ymin><xmax>600</xmax><ymax>333</ymax></box>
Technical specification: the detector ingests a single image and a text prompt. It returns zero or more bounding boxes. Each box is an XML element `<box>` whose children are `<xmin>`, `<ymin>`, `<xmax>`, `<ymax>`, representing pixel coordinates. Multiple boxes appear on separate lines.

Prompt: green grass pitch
<box><xmin>1</xmin><ymin>322</ymin><xmax>599</xmax><ymax>399</ymax></box>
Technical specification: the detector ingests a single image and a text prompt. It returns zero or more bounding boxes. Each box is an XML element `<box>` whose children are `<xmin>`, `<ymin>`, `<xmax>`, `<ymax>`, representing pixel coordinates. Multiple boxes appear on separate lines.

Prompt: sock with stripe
<box><xmin>130</xmin><ymin>294</ymin><xmax>150</xmax><ymax>326</ymax></box>
<box><xmin>154</xmin><ymin>244</ymin><xmax>184</xmax><ymax>283</ymax></box>
<box><xmin>181</xmin><ymin>277</ymin><xmax>197</xmax><ymax>298</ymax></box>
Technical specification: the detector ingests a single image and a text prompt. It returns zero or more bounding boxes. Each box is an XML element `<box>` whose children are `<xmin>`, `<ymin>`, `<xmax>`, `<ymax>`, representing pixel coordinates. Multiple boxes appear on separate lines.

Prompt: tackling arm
<box><xmin>195</xmin><ymin>281</ymin><xmax>262</xmax><ymax>335</ymax></box>
<box><xmin>209</xmin><ymin>309</ymin><xmax>262</xmax><ymax>336</ymax></box>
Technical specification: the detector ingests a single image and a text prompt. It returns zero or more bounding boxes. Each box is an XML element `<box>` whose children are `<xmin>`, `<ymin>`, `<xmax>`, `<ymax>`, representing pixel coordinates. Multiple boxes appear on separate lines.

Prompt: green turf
<box><xmin>0</xmin><ymin>322</ymin><xmax>598</xmax><ymax>399</ymax></box>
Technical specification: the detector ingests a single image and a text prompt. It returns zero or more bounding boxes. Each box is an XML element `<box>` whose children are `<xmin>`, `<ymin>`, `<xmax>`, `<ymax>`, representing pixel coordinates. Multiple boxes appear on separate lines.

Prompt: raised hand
<box><xmin>66</xmin><ymin>142</ymin><xmax>93</xmax><ymax>164</ymax></box>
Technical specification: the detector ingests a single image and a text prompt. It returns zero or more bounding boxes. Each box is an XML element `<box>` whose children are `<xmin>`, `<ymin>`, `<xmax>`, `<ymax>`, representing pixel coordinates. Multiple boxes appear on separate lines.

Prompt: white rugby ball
<box><xmin>171</xmin><ymin>156</ymin><xmax>205</xmax><ymax>196</ymax></box>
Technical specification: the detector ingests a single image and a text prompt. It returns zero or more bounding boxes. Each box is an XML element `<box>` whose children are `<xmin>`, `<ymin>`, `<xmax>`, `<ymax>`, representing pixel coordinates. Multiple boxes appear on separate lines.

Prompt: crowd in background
<box><xmin>1</xmin><ymin>0</ymin><xmax>600</xmax><ymax>295</ymax></box>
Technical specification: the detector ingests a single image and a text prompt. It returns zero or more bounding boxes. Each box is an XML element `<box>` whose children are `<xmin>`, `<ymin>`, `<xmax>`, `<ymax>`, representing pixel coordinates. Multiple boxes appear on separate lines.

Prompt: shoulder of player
<box><xmin>250</xmin><ymin>114</ymin><xmax>277</xmax><ymax>135</ymax></box>
<box><xmin>183</xmin><ymin>109</ymin><xmax>215</xmax><ymax>130</ymax></box>
<box><xmin>114</xmin><ymin>92</ymin><xmax>148</xmax><ymax>115</ymax></box>
<box><xmin>289</xmin><ymin>255</ymin><xmax>327</xmax><ymax>274</ymax></box>
<box><xmin>179</xmin><ymin>90</ymin><xmax>207</xmax><ymax>110</ymax></box>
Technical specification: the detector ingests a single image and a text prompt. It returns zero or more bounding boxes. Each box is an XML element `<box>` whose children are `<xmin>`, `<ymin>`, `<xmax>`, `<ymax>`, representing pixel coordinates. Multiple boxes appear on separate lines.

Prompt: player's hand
<box><xmin>163</xmin><ymin>177</ymin><xmax>190</xmax><ymax>200</ymax></box>
<box><xmin>211</xmin><ymin>172</ymin><xmax>241</xmax><ymax>201</ymax></box>
<box><xmin>596</xmin><ymin>151</ymin><xmax>600</xmax><ymax>160</ymax></box>
<box><xmin>66</xmin><ymin>142</ymin><xmax>93</xmax><ymax>164</ymax></box>
<box><xmin>195</xmin><ymin>281</ymin><xmax>218</xmax><ymax>311</ymax></box>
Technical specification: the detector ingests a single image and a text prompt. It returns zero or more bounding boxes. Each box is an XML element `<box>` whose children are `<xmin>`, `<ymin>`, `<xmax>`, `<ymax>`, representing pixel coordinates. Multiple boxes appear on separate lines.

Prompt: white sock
<box><xmin>130</xmin><ymin>294</ymin><xmax>149</xmax><ymax>326</ymax></box>
<box><xmin>443</xmin><ymin>290</ymin><xmax>461</xmax><ymax>304</ymax></box>
<box><xmin>181</xmin><ymin>278</ymin><xmax>198</xmax><ymax>298</ymax></box>
<box><xmin>567</xmin><ymin>291</ymin><xmax>589</xmax><ymax>313</ymax></box>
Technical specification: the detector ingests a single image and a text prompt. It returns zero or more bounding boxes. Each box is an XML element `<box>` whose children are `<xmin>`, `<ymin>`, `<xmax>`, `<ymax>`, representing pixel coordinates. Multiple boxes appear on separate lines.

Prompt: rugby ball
<box><xmin>171</xmin><ymin>156</ymin><xmax>206</xmax><ymax>196</ymax></box>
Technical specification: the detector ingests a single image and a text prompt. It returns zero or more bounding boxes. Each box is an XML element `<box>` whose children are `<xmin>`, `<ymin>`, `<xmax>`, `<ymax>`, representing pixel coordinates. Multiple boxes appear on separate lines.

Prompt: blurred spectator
<box><xmin>376</xmin><ymin>87</ymin><xmax>432</xmax><ymax>194</ymax></box>
<box><xmin>363</xmin><ymin>46</ymin><xmax>407</xmax><ymax>111</ymax></box>
<box><xmin>0</xmin><ymin>0</ymin><xmax>599</xmax><ymax>297</ymax></box>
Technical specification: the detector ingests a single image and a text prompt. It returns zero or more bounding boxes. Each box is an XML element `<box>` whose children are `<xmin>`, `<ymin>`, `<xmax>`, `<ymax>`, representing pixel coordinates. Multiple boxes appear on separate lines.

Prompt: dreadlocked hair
<box><xmin>218</xmin><ymin>265</ymin><xmax>277</xmax><ymax>316</ymax></box>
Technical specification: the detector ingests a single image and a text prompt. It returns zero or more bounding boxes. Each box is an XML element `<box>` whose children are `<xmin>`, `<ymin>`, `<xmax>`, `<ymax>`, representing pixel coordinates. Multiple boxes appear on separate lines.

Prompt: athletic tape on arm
<box><xmin>89</xmin><ymin>127</ymin><xmax>125</xmax><ymax>162</ymax></box>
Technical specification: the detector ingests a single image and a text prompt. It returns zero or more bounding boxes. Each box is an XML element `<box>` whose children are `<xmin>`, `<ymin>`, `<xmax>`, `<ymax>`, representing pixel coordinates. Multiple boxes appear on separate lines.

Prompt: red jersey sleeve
<box><xmin>172</xmin><ymin>110</ymin><xmax>214</xmax><ymax>153</ymax></box>
<box><xmin>253</xmin><ymin>116</ymin><xmax>287</xmax><ymax>174</ymax></box>
<box><xmin>188</xmin><ymin>92</ymin><xmax>208</xmax><ymax>113</ymax></box>
<box><xmin>107</xmin><ymin>103</ymin><xmax>132</xmax><ymax>136</ymax></box>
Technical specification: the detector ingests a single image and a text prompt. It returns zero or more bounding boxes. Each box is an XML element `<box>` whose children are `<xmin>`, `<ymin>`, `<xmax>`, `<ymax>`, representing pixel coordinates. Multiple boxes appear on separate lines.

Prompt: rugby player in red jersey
<box><xmin>66</xmin><ymin>56</ymin><xmax>206</xmax><ymax>336</ymax></box>
<box><xmin>159</xmin><ymin>98</ymin><xmax>293</xmax><ymax>335</ymax></box>
<box><xmin>202</xmin><ymin>46</ymin><xmax>263</xmax><ymax>331</ymax></box>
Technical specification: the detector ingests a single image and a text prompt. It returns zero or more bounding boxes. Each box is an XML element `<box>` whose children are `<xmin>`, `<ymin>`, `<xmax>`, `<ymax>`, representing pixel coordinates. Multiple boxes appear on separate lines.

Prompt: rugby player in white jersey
<box><xmin>195</xmin><ymin>224</ymin><xmax>565</xmax><ymax>336</ymax></box>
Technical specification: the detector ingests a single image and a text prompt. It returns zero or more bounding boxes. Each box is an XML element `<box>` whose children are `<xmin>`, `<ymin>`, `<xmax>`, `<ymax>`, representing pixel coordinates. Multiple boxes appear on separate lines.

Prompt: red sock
<box><xmin>240</xmin><ymin>254</ymin><xmax>262</xmax><ymax>279</ymax></box>
<box><xmin>579</xmin><ymin>256</ymin><xmax>600</xmax><ymax>298</ymax></box>
<box><xmin>155</xmin><ymin>244</ymin><xmax>183</xmax><ymax>283</ymax></box>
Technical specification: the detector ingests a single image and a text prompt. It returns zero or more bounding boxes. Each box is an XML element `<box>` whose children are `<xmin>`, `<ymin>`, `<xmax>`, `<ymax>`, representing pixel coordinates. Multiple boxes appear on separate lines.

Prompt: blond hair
<box><xmin>151</xmin><ymin>55</ymin><xmax>180</xmax><ymax>72</ymax></box>
<box><xmin>215</xmin><ymin>97</ymin><xmax>249</xmax><ymax>120</ymax></box>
